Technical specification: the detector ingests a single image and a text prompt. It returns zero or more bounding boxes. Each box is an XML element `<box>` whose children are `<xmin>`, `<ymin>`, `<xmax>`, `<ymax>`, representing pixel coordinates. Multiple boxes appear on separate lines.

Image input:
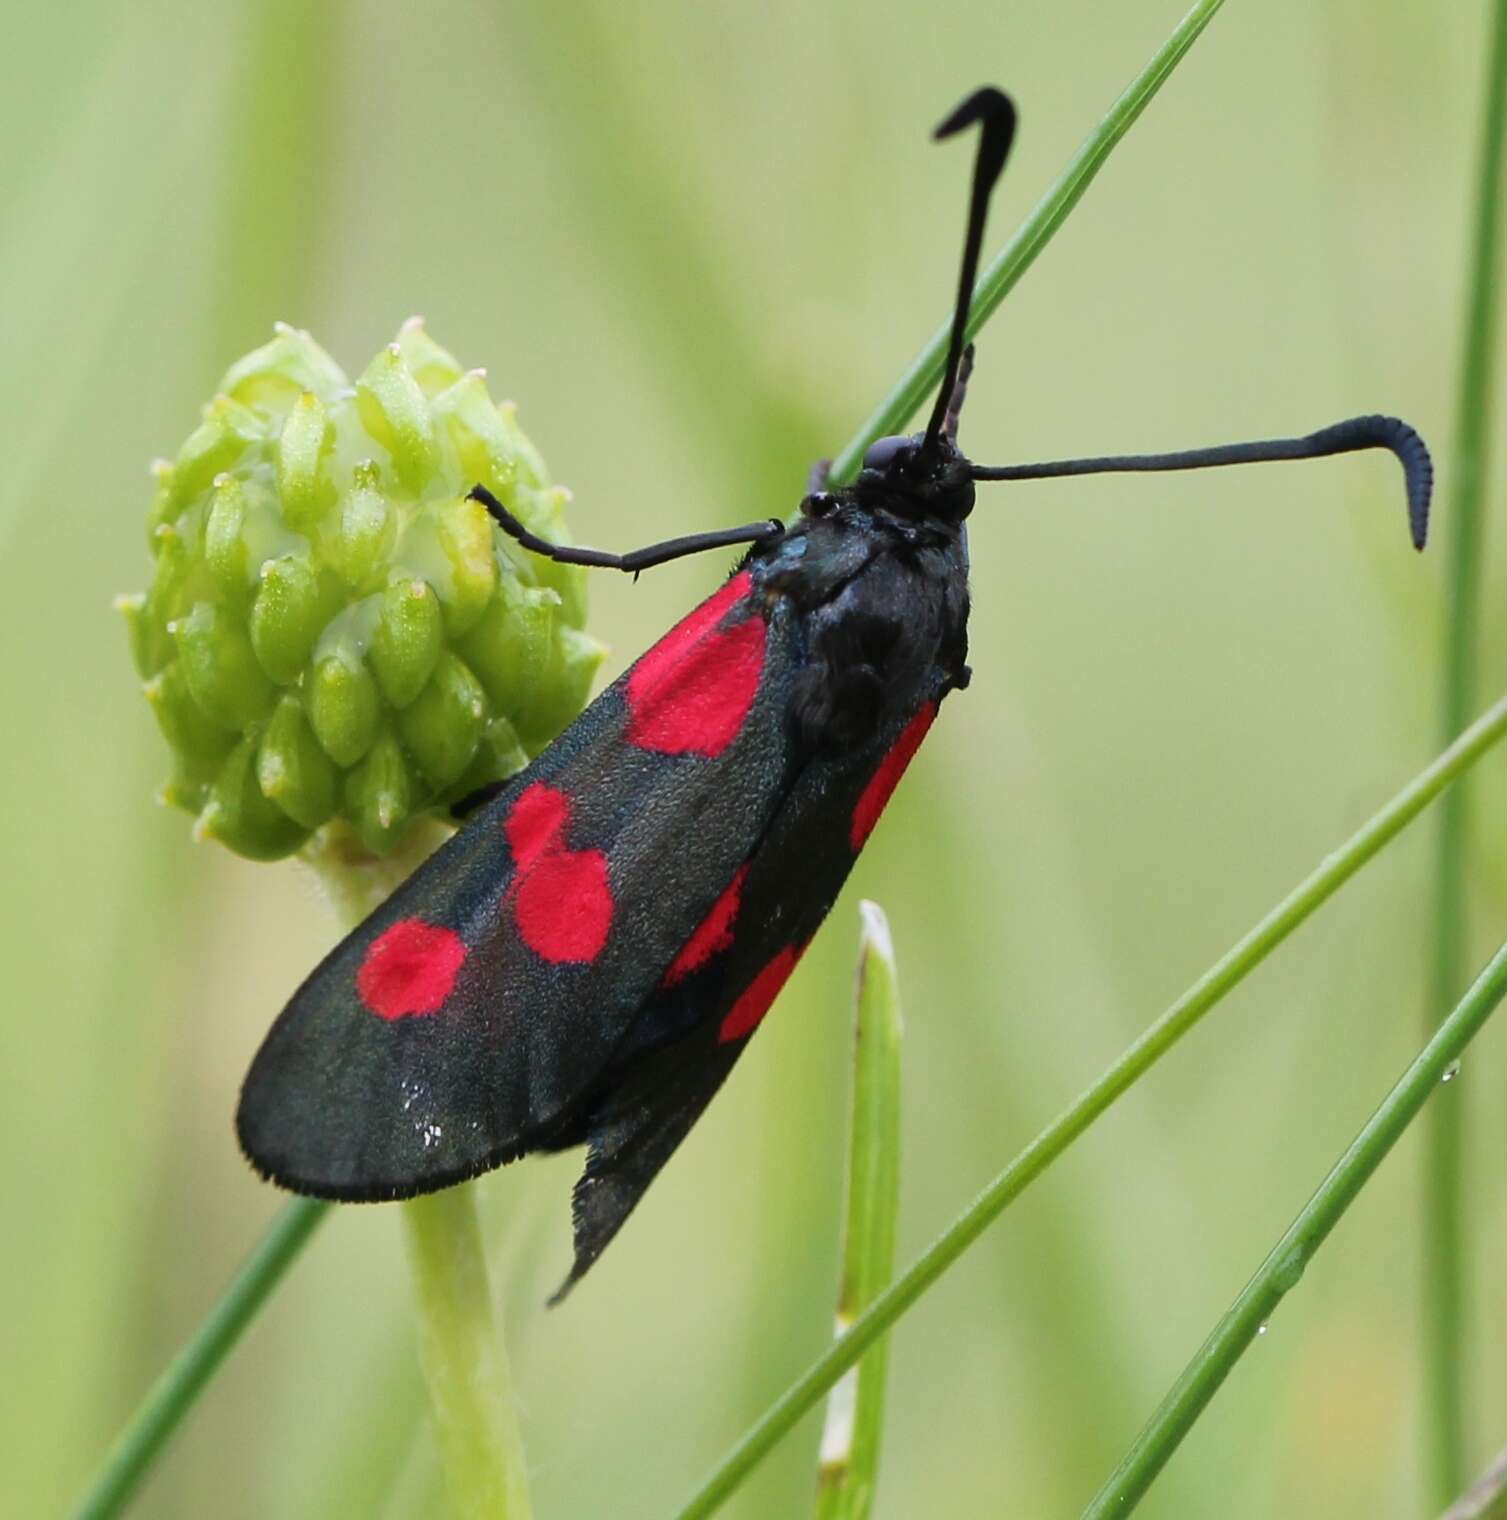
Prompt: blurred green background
<box><xmin>6</xmin><ymin>2</ymin><xmax>1506</xmax><ymax>1516</ymax></box>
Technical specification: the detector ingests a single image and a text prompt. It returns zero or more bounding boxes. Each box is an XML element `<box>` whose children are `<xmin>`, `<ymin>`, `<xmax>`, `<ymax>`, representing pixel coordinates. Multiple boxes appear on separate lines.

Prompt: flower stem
<box><xmin>70</xmin><ymin>817</ymin><xmax>530</xmax><ymax>1520</ymax></box>
<box><xmin>671</xmin><ymin>688</ymin><xmax>1507</xmax><ymax>1520</ymax></box>
<box><xmin>1082</xmin><ymin>935</ymin><xmax>1507</xmax><ymax>1518</ymax></box>
<box><xmin>402</xmin><ymin>1188</ymin><xmax>533</xmax><ymax>1520</ymax></box>
<box><xmin>67</xmin><ymin>1198</ymin><xmax>330</xmax><ymax>1520</ymax></box>
<box><xmin>1426</xmin><ymin>0</ymin><xmax>1507</xmax><ymax>1501</ymax></box>
<box><xmin>303</xmin><ymin>818</ymin><xmax>455</xmax><ymax>924</ymax></box>
<box><xmin>311</xmin><ymin>825</ymin><xmax>533</xmax><ymax>1520</ymax></box>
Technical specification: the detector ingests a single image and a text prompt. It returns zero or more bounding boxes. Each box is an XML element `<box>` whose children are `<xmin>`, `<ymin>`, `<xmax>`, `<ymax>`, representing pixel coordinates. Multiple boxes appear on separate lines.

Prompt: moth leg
<box><xmin>469</xmin><ymin>485</ymin><xmax>783</xmax><ymax>574</ymax></box>
<box><xmin>800</xmin><ymin>458</ymin><xmax>843</xmax><ymax>520</ymax></box>
<box><xmin>449</xmin><ymin>779</ymin><xmax>511</xmax><ymax>820</ymax></box>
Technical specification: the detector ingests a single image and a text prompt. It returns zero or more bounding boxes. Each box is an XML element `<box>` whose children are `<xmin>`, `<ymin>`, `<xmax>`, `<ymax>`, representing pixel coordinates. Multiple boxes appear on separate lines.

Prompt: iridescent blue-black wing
<box><xmin>238</xmin><ymin>570</ymin><xmax>795</xmax><ymax>1197</ymax></box>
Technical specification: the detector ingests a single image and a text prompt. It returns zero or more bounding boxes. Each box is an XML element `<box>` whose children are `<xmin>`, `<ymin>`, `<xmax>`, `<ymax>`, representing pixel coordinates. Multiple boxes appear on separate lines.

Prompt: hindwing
<box><xmin>551</xmin><ymin>690</ymin><xmax>943</xmax><ymax>1293</ymax></box>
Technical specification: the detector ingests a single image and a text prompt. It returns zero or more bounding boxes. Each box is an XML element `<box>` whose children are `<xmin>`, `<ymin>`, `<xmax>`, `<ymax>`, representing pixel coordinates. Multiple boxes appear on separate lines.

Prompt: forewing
<box><xmin>237</xmin><ymin>571</ymin><xmax>803</xmax><ymax>1198</ymax></box>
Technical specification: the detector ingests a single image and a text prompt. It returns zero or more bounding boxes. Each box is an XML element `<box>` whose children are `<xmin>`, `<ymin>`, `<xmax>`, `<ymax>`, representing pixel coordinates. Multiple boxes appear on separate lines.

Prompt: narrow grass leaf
<box><xmin>671</xmin><ymin>688</ymin><xmax>1507</xmax><ymax>1520</ymax></box>
<box><xmin>1425</xmin><ymin>0</ymin><xmax>1507</xmax><ymax>1499</ymax></box>
<box><xmin>68</xmin><ymin>1198</ymin><xmax>330</xmax><ymax>1520</ymax></box>
<box><xmin>815</xmin><ymin>902</ymin><xmax>903</xmax><ymax>1520</ymax></box>
<box><xmin>1082</xmin><ymin>936</ymin><xmax>1507</xmax><ymax>1518</ymax></box>
<box><xmin>826</xmin><ymin>0</ymin><xmax>1229</xmax><ymax>485</ymax></box>
<box><xmin>1438</xmin><ymin>1443</ymin><xmax>1507</xmax><ymax>1520</ymax></box>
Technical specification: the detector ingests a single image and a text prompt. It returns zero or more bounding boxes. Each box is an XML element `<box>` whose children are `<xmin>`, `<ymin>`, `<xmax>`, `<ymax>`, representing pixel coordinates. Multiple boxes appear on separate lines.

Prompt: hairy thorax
<box><xmin>750</xmin><ymin>503</ymin><xmax>971</xmax><ymax>750</ymax></box>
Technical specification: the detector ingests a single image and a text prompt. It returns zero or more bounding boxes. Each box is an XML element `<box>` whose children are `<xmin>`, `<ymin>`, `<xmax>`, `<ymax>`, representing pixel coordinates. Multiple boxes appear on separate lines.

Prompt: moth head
<box><xmin>855</xmin><ymin>430</ymin><xmax>976</xmax><ymax>523</ymax></box>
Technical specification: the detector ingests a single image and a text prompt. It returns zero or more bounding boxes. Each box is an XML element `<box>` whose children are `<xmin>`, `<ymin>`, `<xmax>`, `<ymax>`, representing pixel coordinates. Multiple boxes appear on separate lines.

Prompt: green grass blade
<box><xmin>68</xmin><ymin>1198</ymin><xmax>330</xmax><ymax>1520</ymax></box>
<box><xmin>825</xmin><ymin>0</ymin><xmax>1229</xmax><ymax>486</ymax></box>
<box><xmin>671</xmin><ymin>688</ymin><xmax>1507</xmax><ymax>1520</ymax></box>
<box><xmin>1426</xmin><ymin>0</ymin><xmax>1507</xmax><ymax>1500</ymax></box>
<box><xmin>1438</xmin><ymin>1444</ymin><xmax>1507</xmax><ymax>1520</ymax></box>
<box><xmin>1081</xmin><ymin>936</ymin><xmax>1507</xmax><ymax>1518</ymax></box>
<box><xmin>815</xmin><ymin>903</ymin><xmax>904</xmax><ymax>1520</ymax></box>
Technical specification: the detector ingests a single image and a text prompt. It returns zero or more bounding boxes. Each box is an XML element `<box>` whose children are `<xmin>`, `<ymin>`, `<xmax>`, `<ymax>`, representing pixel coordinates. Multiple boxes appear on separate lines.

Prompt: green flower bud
<box><xmin>308</xmin><ymin>651</ymin><xmax>381</xmax><ymax>767</ymax></box>
<box><xmin>521</xmin><ymin>626</ymin><xmax>606</xmax><ymax>753</ymax></box>
<box><xmin>333</xmin><ymin>464</ymin><xmax>396</xmax><ymax>591</ymax></box>
<box><xmin>200</xmin><ymin>735</ymin><xmax>311</xmax><ymax>861</ymax></box>
<box><xmin>257</xmin><ymin>696</ymin><xmax>339</xmax><ymax>831</ymax></box>
<box><xmin>496</xmin><ymin>399</ymin><xmax>551</xmax><ymax>491</ymax></box>
<box><xmin>455</xmin><ymin>579</ymin><xmax>559</xmax><ymax>722</ymax></box>
<box><xmin>533</xmin><ymin>493</ymin><xmax>587</xmax><ymax>625</ymax></box>
<box><xmin>250</xmin><ymin>557</ymin><xmax>333</xmax><ymax>686</ymax></box>
<box><xmin>171</xmin><ymin>394</ymin><xmax>261</xmax><ymax>506</ymax></box>
<box><xmin>276</xmin><ymin>391</ymin><xmax>336</xmax><ymax>532</ymax></box>
<box><xmin>370</xmin><ymin>579</ymin><xmax>444</xmax><ymax>708</ymax></box>
<box><xmin>140</xmin><ymin>521</ymin><xmax>193</xmax><ymax>675</ymax></box>
<box><xmin>346</xmin><ymin>729</ymin><xmax>413</xmax><ymax>854</ymax></box>
<box><xmin>449</xmin><ymin>715</ymin><xmax>530</xmax><ymax>804</ymax></box>
<box><xmin>144</xmin><ymin>458</ymin><xmax>176</xmax><ymax>547</ymax></box>
<box><xmin>357</xmin><ymin>344</ymin><xmax>437</xmax><ymax>494</ymax></box>
<box><xmin>220</xmin><ymin>322</ymin><xmax>347</xmax><ymax>408</ymax></box>
<box><xmin>432</xmin><ymin>496</ymin><xmax>499</xmax><ymax>637</ymax></box>
<box><xmin>125</xmin><ymin>320</ymin><xmax>603</xmax><ymax>859</ymax></box>
<box><xmin>204</xmin><ymin>474</ymin><xmax>252</xmax><ymax>603</ymax></box>
<box><xmin>394</xmin><ymin>313</ymin><xmax>465</xmax><ymax>393</ymax></box>
<box><xmin>117</xmin><ymin>592</ymin><xmax>156</xmax><ymax>681</ymax></box>
<box><xmin>432</xmin><ymin>369</ymin><xmax>519</xmax><ymax>497</ymax></box>
<box><xmin>143</xmin><ymin>661</ymin><xmax>237</xmax><ymax>807</ymax></box>
<box><xmin>175</xmin><ymin>602</ymin><xmax>275</xmax><ymax>729</ymax></box>
<box><xmin>398</xmin><ymin>652</ymin><xmax>488</xmax><ymax>788</ymax></box>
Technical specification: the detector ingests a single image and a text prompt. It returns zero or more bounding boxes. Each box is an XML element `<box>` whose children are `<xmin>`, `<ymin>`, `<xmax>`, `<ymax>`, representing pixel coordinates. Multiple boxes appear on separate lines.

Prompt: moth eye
<box><xmin>862</xmin><ymin>435</ymin><xmax>914</xmax><ymax>472</ymax></box>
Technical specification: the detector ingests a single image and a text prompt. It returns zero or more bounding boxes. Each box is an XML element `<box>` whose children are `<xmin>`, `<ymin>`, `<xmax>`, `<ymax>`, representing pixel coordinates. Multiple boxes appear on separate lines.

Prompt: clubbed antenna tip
<box><xmin>922</xmin><ymin>86</ymin><xmax>1018</xmax><ymax>455</ymax></box>
<box><xmin>971</xmin><ymin>412</ymin><xmax>1434</xmax><ymax>550</ymax></box>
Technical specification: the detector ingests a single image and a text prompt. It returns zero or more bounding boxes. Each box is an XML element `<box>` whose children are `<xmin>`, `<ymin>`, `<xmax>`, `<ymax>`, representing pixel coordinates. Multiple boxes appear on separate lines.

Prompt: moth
<box><xmin>238</xmin><ymin>87</ymin><xmax>1431</xmax><ymax>1299</ymax></box>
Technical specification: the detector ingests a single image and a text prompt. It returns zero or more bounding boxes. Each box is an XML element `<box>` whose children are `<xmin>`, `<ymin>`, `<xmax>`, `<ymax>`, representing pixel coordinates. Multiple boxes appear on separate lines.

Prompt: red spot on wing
<box><xmin>357</xmin><ymin>918</ymin><xmax>467</xmax><ymax>1020</ymax></box>
<box><xmin>505</xmin><ymin>782</ymin><xmax>569</xmax><ymax>870</ymax></box>
<box><xmin>639</xmin><ymin>573</ymin><xmax>750</xmax><ymax>670</ymax></box>
<box><xmin>501</xmin><ymin>784</ymin><xmax>615</xmax><ymax>964</ymax></box>
<box><xmin>661</xmin><ymin>865</ymin><xmax>749</xmax><ymax>988</ymax></box>
<box><xmin>626</xmin><ymin>570</ymin><xmax>765</xmax><ymax>757</ymax></box>
<box><xmin>850</xmin><ymin>702</ymin><xmax>937</xmax><ymax>850</ymax></box>
<box><xmin>718</xmin><ymin>943</ymin><xmax>803</xmax><ymax>1044</ymax></box>
<box><xmin>514</xmin><ymin>848</ymin><xmax>614</xmax><ymax>963</ymax></box>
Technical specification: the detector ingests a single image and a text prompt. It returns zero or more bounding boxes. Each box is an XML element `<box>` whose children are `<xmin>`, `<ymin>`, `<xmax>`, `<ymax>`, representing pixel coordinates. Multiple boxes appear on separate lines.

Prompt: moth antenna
<box><xmin>921</xmin><ymin>87</ymin><xmax>1017</xmax><ymax>457</ymax></box>
<box><xmin>971</xmin><ymin>413</ymin><xmax>1434</xmax><ymax>550</ymax></box>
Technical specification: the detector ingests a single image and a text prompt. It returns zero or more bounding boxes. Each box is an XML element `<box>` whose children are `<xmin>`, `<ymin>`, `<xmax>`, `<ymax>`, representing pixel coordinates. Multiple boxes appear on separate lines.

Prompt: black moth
<box><xmin>238</xmin><ymin>87</ymin><xmax>1432</xmax><ymax>1299</ymax></box>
